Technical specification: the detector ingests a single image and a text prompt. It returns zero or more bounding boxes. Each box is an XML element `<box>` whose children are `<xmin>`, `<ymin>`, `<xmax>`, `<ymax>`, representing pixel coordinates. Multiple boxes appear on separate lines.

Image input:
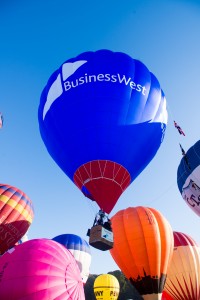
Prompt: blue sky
<box><xmin>1</xmin><ymin>0</ymin><xmax>200</xmax><ymax>274</ymax></box>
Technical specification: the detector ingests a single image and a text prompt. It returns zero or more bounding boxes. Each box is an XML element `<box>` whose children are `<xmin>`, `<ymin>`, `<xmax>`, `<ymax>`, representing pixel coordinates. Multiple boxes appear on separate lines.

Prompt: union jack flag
<box><xmin>174</xmin><ymin>121</ymin><xmax>185</xmax><ymax>136</ymax></box>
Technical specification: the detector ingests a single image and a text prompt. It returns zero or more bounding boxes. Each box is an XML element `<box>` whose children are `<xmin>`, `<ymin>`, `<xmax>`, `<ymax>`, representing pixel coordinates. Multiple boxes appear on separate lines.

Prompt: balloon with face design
<box><xmin>177</xmin><ymin>140</ymin><xmax>200</xmax><ymax>217</ymax></box>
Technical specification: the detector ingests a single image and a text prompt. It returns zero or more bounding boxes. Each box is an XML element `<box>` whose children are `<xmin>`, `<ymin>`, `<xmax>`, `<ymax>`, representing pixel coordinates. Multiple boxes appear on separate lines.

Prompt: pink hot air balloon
<box><xmin>0</xmin><ymin>238</ymin><xmax>85</xmax><ymax>300</ymax></box>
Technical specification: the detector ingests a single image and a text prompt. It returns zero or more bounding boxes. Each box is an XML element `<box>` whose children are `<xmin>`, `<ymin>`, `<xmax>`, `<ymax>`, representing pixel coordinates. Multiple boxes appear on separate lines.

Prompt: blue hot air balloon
<box><xmin>52</xmin><ymin>234</ymin><xmax>91</xmax><ymax>284</ymax></box>
<box><xmin>177</xmin><ymin>140</ymin><xmax>200</xmax><ymax>217</ymax></box>
<box><xmin>38</xmin><ymin>50</ymin><xmax>168</xmax><ymax>214</ymax></box>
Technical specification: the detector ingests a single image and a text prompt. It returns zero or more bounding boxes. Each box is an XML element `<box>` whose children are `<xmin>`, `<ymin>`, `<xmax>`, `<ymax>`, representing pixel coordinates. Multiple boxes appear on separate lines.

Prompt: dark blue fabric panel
<box><xmin>52</xmin><ymin>234</ymin><xmax>91</xmax><ymax>253</ymax></box>
<box><xmin>177</xmin><ymin>140</ymin><xmax>200</xmax><ymax>192</ymax></box>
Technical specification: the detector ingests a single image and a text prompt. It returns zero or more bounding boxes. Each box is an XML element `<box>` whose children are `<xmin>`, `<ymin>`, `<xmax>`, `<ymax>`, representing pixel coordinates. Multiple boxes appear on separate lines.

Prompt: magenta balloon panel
<box><xmin>0</xmin><ymin>239</ymin><xmax>85</xmax><ymax>300</ymax></box>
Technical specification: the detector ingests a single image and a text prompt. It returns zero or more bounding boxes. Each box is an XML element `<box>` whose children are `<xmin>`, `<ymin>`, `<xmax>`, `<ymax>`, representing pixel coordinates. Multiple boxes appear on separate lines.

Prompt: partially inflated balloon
<box><xmin>0</xmin><ymin>239</ymin><xmax>85</xmax><ymax>300</ymax></box>
<box><xmin>0</xmin><ymin>184</ymin><xmax>34</xmax><ymax>254</ymax></box>
<box><xmin>52</xmin><ymin>233</ymin><xmax>91</xmax><ymax>283</ymax></box>
<box><xmin>110</xmin><ymin>206</ymin><xmax>173</xmax><ymax>300</ymax></box>
<box><xmin>38</xmin><ymin>50</ymin><xmax>167</xmax><ymax>214</ymax></box>
<box><xmin>177</xmin><ymin>140</ymin><xmax>200</xmax><ymax>217</ymax></box>
<box><xmin>164</xmin><ymin>232</ymin><xmax>200</xmax><ymax>300</ymax></box>
<box><xmin>93</xmin><ymin>274</ymin><xmax>120</xmax><ymax>300</ymax></box>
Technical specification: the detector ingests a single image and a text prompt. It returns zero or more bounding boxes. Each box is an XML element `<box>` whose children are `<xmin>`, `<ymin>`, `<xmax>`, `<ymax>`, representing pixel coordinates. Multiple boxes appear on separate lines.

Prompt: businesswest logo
<box><xmin>42</xmin><ymin>60</ymin><xmax>147</xmax><ymax>120</ymax></box>
<box><xmin>63</xmin><ymin>61</ymin><xmax>147</xmax><ymax>95</ymax></box>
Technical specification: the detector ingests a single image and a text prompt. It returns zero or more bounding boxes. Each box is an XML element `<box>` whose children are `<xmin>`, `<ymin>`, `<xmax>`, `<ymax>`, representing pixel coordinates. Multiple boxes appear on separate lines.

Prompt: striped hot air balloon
<box><xmin>0</xmin><ymin>184</ymin><xmax>34</xmax><ymax>254</ymax></box>
<box><xmin>164</xmin><ymin>231</ymin><xmax>200</xmax><ymax>300</ymax></box>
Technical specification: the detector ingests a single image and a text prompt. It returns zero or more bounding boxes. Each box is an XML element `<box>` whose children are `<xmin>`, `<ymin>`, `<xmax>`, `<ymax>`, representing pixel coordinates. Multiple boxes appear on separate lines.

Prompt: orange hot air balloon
<box><xmin>164</xmin><ymin>231</ymin><xmax>200</xmax><ymax>300</ymax></box>
<box><xmin>110</xmin><ymin>206</ymin><xmax>174</xmax><ymax>300</ymax></box>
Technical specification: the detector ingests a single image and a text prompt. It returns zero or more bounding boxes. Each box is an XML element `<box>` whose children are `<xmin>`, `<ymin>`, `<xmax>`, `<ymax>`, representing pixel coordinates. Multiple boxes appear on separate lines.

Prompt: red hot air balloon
<box><xmin>0</xmin><ymin>184</ymin><xmax>34</xmax><ymax>254</ymax></box>
<box><xmin>0</xmin><ymin>239</ymin><xmax>85</xmax><ymax>300</ymax></box>
<box><xmin>164</xmin><ymin>231</ymin><xmax>200</xmax><ymax>300</ymax></box>
<box><xmin>110</xmin><ymin>206</ymin><xmax>174</xmax><ymax>300</ymax></box>
<box><xmin>38</xmin><ymin>49</ymin><xmax>168</xmax><ymax>215</ymax></box>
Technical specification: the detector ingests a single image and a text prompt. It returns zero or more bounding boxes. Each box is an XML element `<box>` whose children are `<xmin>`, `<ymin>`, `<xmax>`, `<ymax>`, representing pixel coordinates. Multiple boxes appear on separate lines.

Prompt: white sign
<box><xmin>101</xmin><ymin>227</ymin><xmax>113</xmax><ymax>242</ymax></box>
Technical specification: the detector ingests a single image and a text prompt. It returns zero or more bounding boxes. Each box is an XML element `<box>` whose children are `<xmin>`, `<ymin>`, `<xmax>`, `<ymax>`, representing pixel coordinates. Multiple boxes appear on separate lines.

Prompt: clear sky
<box><xmin>1</xmin><ymin>0</ymin><xmax>200</xmax><ymax>275</ymax></box>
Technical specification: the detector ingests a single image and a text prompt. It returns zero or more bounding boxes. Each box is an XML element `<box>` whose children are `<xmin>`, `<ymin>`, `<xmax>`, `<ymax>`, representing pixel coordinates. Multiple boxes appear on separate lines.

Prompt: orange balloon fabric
<box><xmin>110</xmin><ymin>206</ymin><xmax>174</xmax><ymax>300</ymax></box>
<box><xmin>164</xmin><ymin>231</ymin><xmax>200</xmax><ymax>300</ymax></box>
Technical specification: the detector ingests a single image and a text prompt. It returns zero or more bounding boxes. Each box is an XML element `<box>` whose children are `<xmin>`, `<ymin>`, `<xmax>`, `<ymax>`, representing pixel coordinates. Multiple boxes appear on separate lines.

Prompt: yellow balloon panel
<box><xmin>94</xmin><ymin>287</ymin><xmax>119</xmax><ymax>300</ymax></box>
<box><xmin>94</xmin><ymin>274</ymin><xmax>120</xmax><ymax>300</ymax></box>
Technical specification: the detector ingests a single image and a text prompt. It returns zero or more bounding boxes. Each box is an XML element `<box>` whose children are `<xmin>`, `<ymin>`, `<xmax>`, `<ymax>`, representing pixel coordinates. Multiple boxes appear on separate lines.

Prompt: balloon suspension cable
<box><xmin>167</xmin><ymin>103</ymin><xmax>189</xmax><ymax>173</ymax></box>
<box><xmin>86</xmin><ymin>196</ymin><xmax>99</xmax><ymax>218</ymax></box>
<box><xmin>137</xmin><ymin>100</ymin><xmax>189</xmax><ymax>207</ymax></box>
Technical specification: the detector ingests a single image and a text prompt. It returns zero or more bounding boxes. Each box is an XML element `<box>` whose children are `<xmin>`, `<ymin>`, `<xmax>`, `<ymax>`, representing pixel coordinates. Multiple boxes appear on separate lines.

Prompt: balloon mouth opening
<box><xmin>73</xmin><ymin>160</ymin><xmax>131</xmax><ymax>213</ymax></box>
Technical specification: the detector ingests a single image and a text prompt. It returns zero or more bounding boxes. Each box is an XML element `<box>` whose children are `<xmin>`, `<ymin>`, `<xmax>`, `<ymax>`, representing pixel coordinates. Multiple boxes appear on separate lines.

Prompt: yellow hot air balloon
<box><xmin>93</xmin><ymin>274</ymin><xmax>120</xmax><ymax>300</ymax></box>
<box><xmin>110</xmin><ymin>206</ymin><xmax>174</xmax><ymax>300</ymax></box>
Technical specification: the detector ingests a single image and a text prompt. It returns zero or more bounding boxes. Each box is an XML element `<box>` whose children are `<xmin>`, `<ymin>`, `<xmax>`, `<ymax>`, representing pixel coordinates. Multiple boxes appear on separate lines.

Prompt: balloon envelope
<box><xmin>16</xmin><ymin>232</ymin><xmax>29</xmax><ymax>245</ymax></box>
<box><xmin>162</xmin><ymin>291</ymin><xmax>173</xmax><ymax>300</ymax></box>
<box><xmin>93</xmin><ymin>273</ymin><xmax>120</xmax><ymax>300</ymax></box>
<box><xmin>164</xmin><ymin>231</ymin><xmax>200</xmax><ymax>300</ymax></box>
<box><xmin>177</xmin><ymin>140</ymin><xmax>200</xmax><ymax>216</ymax></box>
<box><xmin>38</xmin><ymin>49</ymin><xmax>167</xmax><ymax>214</ymax></box>
<box><xmin>0</xmin><ymin>184</ymin><xmax>34</xmax><ymax>254</ymax></box>
<box><xmin>52</xmin><ymin>233</ymin><xmax>91</xmax><ymax>283</ymax></box>
<box><xmin>110</xmin><ymin>206</ymin><xmax>173</xmax><ymax>300</ymax></box>
<box><xmin>0</xmin><ymin>239</ymin><xmax>85</xmax><ymax>300</ymax></box>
